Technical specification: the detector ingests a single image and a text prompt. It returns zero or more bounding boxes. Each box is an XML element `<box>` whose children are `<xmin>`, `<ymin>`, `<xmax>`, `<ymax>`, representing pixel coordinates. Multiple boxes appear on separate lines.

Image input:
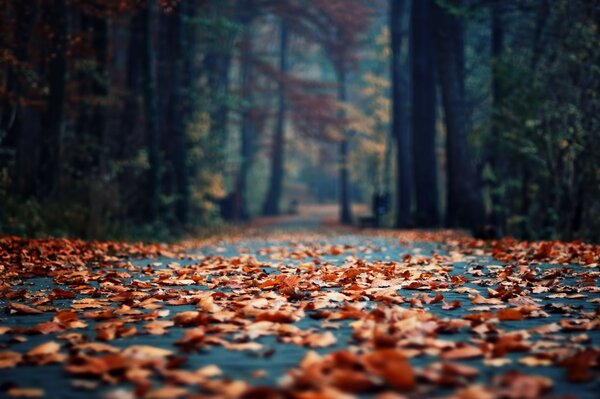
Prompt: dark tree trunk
<box><xmin>1</xmin><ymin>2</ymin><xmax>35</xmax><ymax>144</ymax></box>
<box><xmin>39</xmin><ymin>0</ymin><xmax>68</xmax><ymax>197</ymax></box>
<box><xmin>489</xmin><ymin>0</ymin><xmax>505</xmax><ymax>235</ymax></box>
<box><xmin>160</xmin><ymin>1</ymin><xmax>189</xmax><ymax>225</ymax></box>
<box><xmin>433</xmin><ymin>0</ymin><xmax>485</xmax><ymax>230</ymax></box>
<box><xmin>141</xmin><ymin>3</ymin><xmax>160</xmax><ymax>222</ymax></box>
<box><xmin>170</xmin><ymin>0</ymin><xmax>190</xmax><ymax>225</ymax></box>
<box><xmin>119</xmin><ymin>11</ymin><xmax>143</xmax><ymax>159</ymax></box>
<box><xmin>90</xmin><ymin>15</ymin><xmax>108</xmax><ymax>172</ymax></box>
<box><xmin>86</xmin><ymin>12</ymin><xmax>110</xmax><ymax>237</ymax></box>
<box><xmin>263</xmin><ymin>20</ymin><xmax>289</xmax><ymax>216</ymax></box>
<box><xmin>233</xmin><ymin>5</ymin><xmax>254</xmax><ymax>221</ymax></box>
<box><xmin>7</xmin><ymin>2</ymin><xmax>39</xmax><ymax>198</ymax></box>
<box><xmin>337</xmin><ymin>66</ymin><xmax>352</xmax><ymax>225</ymax></box>
<box><xmin>390</xmin><ymin>0</ymin><xmax>411</xmax><ymax>227</ymax></box>
<box><xmin>411</xmin><ymin>0</ymin><xmax>439</xmax><ymax>227</ymax></box>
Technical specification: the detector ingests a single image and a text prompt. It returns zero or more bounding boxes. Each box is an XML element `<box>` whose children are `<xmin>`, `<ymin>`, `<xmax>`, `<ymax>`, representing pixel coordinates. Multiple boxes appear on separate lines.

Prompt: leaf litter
<box><xmin>0</xmin><ymin>233</ymin><xmax>598</xmax><ymax>398</ymax></box>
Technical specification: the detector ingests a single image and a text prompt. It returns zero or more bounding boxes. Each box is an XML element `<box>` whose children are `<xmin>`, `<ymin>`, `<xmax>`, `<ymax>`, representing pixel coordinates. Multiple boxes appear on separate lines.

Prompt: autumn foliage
<box><xmin>1</xmin><ymin>231</ymin><xmax>599</xmax><ymax>397</ymax></box>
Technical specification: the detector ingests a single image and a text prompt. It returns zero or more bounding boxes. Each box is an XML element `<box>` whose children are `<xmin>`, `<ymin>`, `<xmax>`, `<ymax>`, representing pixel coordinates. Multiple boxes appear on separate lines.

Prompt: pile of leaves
<box><xmin>0</xmin><ymin>233</ymin><xmax>598</xmax><ymax>398</ymax></box>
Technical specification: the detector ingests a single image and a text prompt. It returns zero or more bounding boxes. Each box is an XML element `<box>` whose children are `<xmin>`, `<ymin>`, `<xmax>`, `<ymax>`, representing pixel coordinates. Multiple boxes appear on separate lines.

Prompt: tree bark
<box><xmin>234</xmin><ymin>5</ymin><xmax>255</xmax><ymax>221</ymax></box>
<box><xmin>489</xmin><ymin>0</ymin><xmax>505</xmax><ymax>235</ymax></box>
<box><xmin>263</xmin><ymin>20</ymin><xmax>289</xmax><ymax>216</ymax></box>
<box><xmin>411</xmin><ymin>0</ymin><xmax>439</xmax><ymax>227</ymax></box>
<box><xmin>119</xmin><ymin>11</ymin><xmax>143</xmax><ymax>159</ymax></box>
<box><xmin>7</xmin><ymin>2</ymin><xmax>39</xmax><ymax>199</ymax></box>
<box><xmin>39</xmin><ymin>0</ymin><xmax>68</xmax><ymax>197</ymax></box>
<box><xmin>337</xmin><ymin>65</ymin><xmax>352</xmax><ymax>225</ymax></box>
<box><xmin>173</xmin><ymin>0</ymin><xmax>190</xmax><ymax>225</ymax></box>
<box><xmin>86</xmin><ymin>12</ymin><xmax>110</xmax><ymax>237</ymax></box>
<box><xmin>390</xmin><ymin>0</ymin><xmax>411</xmax><ymax>227</ymax></box>
<box><xmin>141</xmin><ymin>3</ymin><xmax>160</xmax><ymax>222</ymax></box>
<box><xmin>433</xmin><ymin>0</ymin><xmax>485</xmax><ymax>230</ymax></box>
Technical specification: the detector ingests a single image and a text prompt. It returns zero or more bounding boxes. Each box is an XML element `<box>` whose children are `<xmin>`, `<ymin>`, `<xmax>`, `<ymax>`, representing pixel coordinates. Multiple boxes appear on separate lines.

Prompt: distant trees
<box><xmin>311</xmin><ymin>0</ymin><xmax>371</xmax><ymax>224</ymax></box>
<box><xmin>0</xmin><ymin>0</ymin><xmax>224</xmax><ymax>236</ymax></box>
<box><xmin>0</xmin><ymin>0</ymin><xmax>597</xmax><ymax>241</ymax></box>
<box><xmin>0</xmin><ymin>0</ymin><xmax>373</xmax><ymax>235</ymax></box>
<box><xmin>387</xmin><ymin>0</ymin><xmax>598</xmax><ymax>240</ymax></box>
<box><xmin>483</xmin><ymin>0</ymin><xmax>600</xmax><ymax>240</ymax></box>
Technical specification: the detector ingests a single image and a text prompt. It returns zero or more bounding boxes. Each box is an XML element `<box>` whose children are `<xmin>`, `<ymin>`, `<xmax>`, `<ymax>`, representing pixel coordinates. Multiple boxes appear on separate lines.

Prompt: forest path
<box><xmin>0</xmin><ymin>231</ymin><xmax>598</xmax><ymax>398</ymax></box>
<box><xmin>248</xmin><ymin>203</ymin><xmax>369</xmax><ymax>231</ymax></box>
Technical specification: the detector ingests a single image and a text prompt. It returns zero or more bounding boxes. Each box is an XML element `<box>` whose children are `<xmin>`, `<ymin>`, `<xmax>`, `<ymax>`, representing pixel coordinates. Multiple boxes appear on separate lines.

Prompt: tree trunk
<box><xmin>411</xmin><ymin>0</ymin><xmax>439</xmax><ymax>227</ymax></box>
<box><xmin>489</xmin><ymin>0</ymin><xmax>505</xmax><ymax>235</ymax></box>
<box><xmin>263</xmin><ymin>20</ymin><xmax>289</xmax><ymax>216</ymax></box>
<box><xmin>337</xmin><ymin>65</ymin><xmax>352</xmax><ymax>225</ymax></box>
<box><xmin>433</xmin><ymin>0</ymin><xmax>485</xmax><ymax>230</ymax></box>
<box><xmin>119</xmin><ymin>11</ymin><xmax>143</xmax><ymax>159</ymax></box>
<box><xmin>172</xmin><ymin>1</ymin><xmax>189</xmax><ymax>225</ymax></box>
<box><xmin>141</xmin><ymin>3</ymin><xmax>160</xmax><ymax>222</ymax></box>
<box><xmin>233</xmin><ymin>4</ymin><xmax>254</xmax><ymax>221</ymax></box>
<box><xmin>7</xmin><ymin>2</ymin><xmax>39</xmax><ymax>199</ymax></box>
<box><xmin>390</xmin><ymin>0</ymin><xmax>411</xmax><ymax>227</ymax></box>
<box><xmin>40</xmin><ymin>0</ymin><xmax>68</xmax><ymax>197</ymax></box>
<box><xmin>86</xmin><ymin>13</ymin><xmax>110</xmax><ymax>237</ymax></box>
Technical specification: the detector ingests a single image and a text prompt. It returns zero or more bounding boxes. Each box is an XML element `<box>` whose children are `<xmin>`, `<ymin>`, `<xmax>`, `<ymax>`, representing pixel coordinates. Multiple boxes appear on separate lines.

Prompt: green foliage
<box><xmin>484</xmin><ymin>0</ymin><xmax>600</xmax><ymax>241</ymax></box>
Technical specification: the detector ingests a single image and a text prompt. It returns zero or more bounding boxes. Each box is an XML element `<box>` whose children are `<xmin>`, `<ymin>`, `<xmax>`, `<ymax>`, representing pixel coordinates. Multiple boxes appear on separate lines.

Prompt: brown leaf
<box><xmin>363</xmin><ymin>349</ymin><xmax>415</xmax><ymax>391</ymax></box>
<box><xmin>255</xmin><ymin>311</ymin><xmax>296</xmax><ymax>323</ymax></box>
<box><xmin>303</xmin><ymin>331</ymin><xmax>337</xmax><ymax>348</ymax></box>
<box><xmin>8</xmin><ymin>302</ymin><xmax>43</xmax><ymax>315</ymax></box>
<box><xmin>6</xmin><ymin>388</ymin><xmax>44</xmax><ymax>398</ymax></box>
<box><xmin>0</xmin><ymin>351</ymin><xmax>22</xmax><ymax>368</ymax></box>
<box><xmin>329</xmin><ymin>368</ymin><xmax>377</xmax><ymax>393</ymax></box>
<box><xmin>441</xmin><ymin>345</ymin><xmax>483</xmax><ymax>360</ymax></box>
<box><xmin>173</xmin><ymin>311</ymin><xmax>206</xmax><ymax>327</ymax></box>
<box><xmin>496</xmin><ymin>308</ymin><xmax>524</xmax><ymax>321</ymax></box>
<box><xmin>27</xmin><ymin>341</ymin><xmax>60</xmax><ymax>357</ymax></box>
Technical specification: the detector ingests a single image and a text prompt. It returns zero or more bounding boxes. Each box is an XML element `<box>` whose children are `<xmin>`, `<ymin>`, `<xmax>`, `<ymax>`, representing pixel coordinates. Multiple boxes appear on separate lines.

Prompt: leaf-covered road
<box><xmin>0</xmin><ymin>230</ymin><xmax>599</xmax><ymax>398</ymax></box>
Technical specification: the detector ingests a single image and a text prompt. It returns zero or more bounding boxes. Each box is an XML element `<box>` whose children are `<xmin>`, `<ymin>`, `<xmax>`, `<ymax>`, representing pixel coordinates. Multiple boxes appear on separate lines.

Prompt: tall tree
<box><xmin>390</xmin><ymin>0</ymin><xmax>411</xmax><ymax>227</ymax></box>
<box><xmin>411</xmin><ymin>0</ymin><xmax>439</xmax><ymax>227</ymax></box>
<box><xmin>40</xmin><ymin>0</ymin><xmax>68</xmax><ymax>197</ymax></box>
<box><xmin>86</xmin><ymin>8</ymin><xmax>110</xmax><ymax>237</ymax></box>
<box><xmin>233</xmin><ymin>1</ymin><xmax>255</xmax><ymax>221</ymax></box>
<box><xmin>488</xmin><ymin>0</ymin><xmax>505</xmax><ymax>235</ymax></box>
<box><xmin>6</xmin><ymin>2</ymin><xmax>39</xmax><ymax>199</ymax></box>
<box><xmin>141</xmin><ymin>3</ymin><xmax>160</xmax><ymax>222</ymax></box>
<box><xmin>337</xmin><ymin>63</ymin><xmax>352</xmax><ymax>224</ymax></box>
<box><xmin>163</xmin><ymin>0</ymin><xmax>190</xmax><ymax>224</ymax></box>
<box><xmin>159</xmin><ymin>1</ymin><xmax>189</xmax><ymax>225</ymax></box>
<box><xmin>263</xmin><ymin>19</ymin><xmax>289</xmax><ymax>216</ymax></box>
<box><xmin>433</xmin><ymin>0</ymin><xmax>484</xmax><ymax>230</ymax></box>
<box><xmin>172</xmin><ymin>1</ymin><xmax>190</xmax><ymax>225</ymax></box>
<box><xmin>119</xmin><ymin>9</ymin><xmax>143</xmax><ymax>159</ymax></box>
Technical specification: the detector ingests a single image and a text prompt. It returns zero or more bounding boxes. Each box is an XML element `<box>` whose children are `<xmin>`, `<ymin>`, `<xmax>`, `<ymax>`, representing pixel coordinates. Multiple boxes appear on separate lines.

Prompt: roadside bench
<box><xmin>357</xmin><ymin>191</ymin><xmax>390</xmax><ymax>228</ymax></box>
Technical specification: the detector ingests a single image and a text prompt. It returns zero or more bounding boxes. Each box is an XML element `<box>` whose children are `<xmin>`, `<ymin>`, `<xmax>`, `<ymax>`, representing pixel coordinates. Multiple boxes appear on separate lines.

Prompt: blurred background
<box><xmin>0</xmin><ymin>0</ymin><xmax>598</xmax><ymax>241</ymax></box>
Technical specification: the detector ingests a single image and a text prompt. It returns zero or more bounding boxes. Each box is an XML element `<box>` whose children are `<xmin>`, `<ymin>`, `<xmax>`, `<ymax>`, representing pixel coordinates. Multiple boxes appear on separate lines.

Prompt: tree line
<box><xmin>390</xmin><ymin>0</ymin><xmax>599</xmax><ymax>241</ymax></box>
<box><xmin>0</xmin><ymin>0</ymin><xmax>598</xmax><ymax>241</ymax></box>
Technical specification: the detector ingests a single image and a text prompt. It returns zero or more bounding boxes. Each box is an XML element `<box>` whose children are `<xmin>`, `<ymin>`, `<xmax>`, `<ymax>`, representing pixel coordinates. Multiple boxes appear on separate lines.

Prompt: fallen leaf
<box><xmin>441</xmin><ymin>345</ymin><xmax>483</xmax><ymax>360</ymax></box>
<box><xmin>6</xmin><ymin>388</ymin><xmax>44</xmax><ymax>398</ymax></box>
<box><xmin>8</xmin><ymin>303</ymin><xmax>43</xmax><ymax>315</ymax></box>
